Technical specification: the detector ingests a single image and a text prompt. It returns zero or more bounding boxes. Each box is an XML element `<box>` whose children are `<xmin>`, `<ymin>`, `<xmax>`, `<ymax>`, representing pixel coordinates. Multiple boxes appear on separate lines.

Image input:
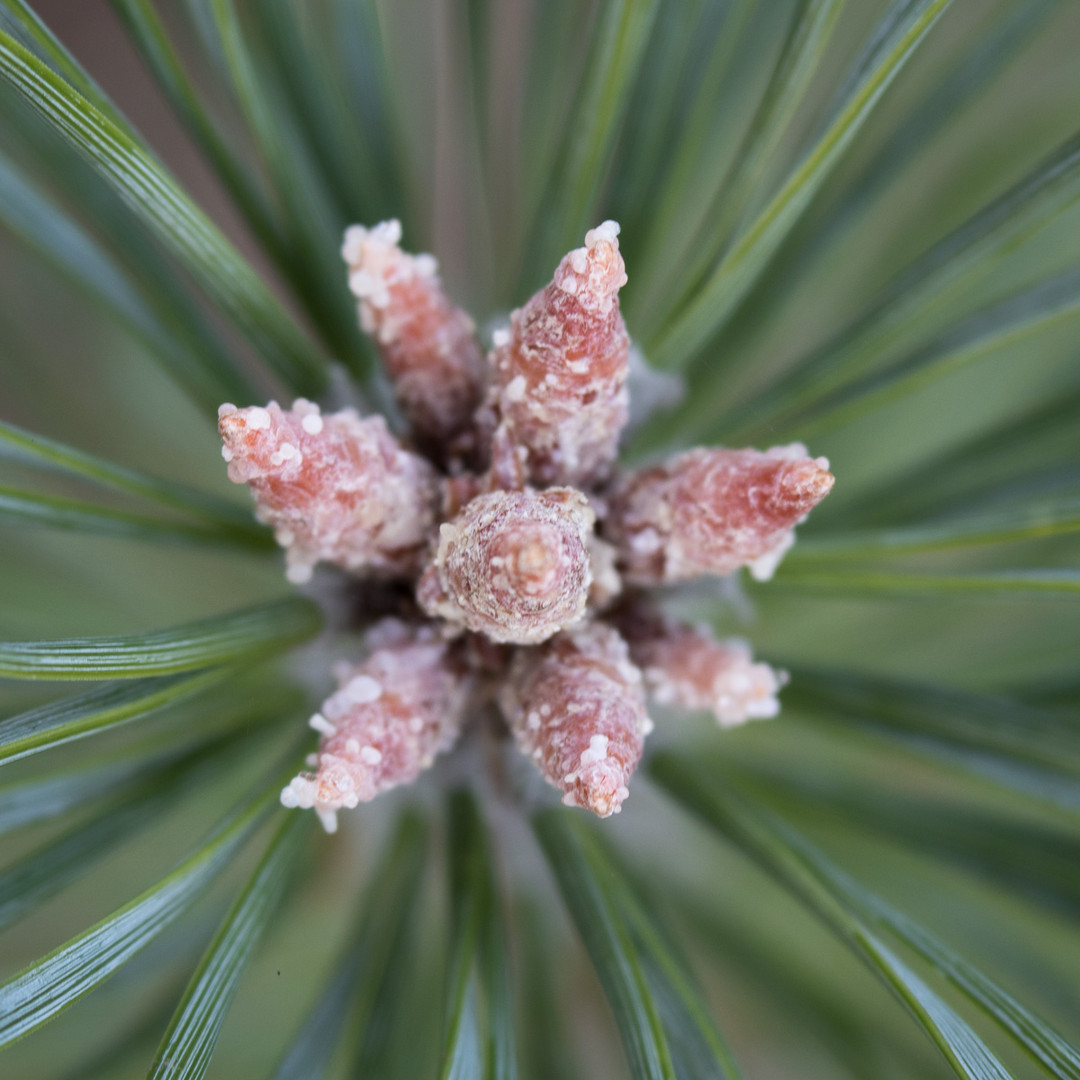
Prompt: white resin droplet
<box><xmin>344</xmin><ymin>675</ymin><xmax>382</xmax><ymax>704</ymax></box>
<box><xmin>247</xmin><ymin>406</ymin><xmax>271</xmax><ymax>430</ymax></box>
<box><xmin>309</xmin><ymin>712</ymin><xmax>335</xmax><ymax>735</ymax></box>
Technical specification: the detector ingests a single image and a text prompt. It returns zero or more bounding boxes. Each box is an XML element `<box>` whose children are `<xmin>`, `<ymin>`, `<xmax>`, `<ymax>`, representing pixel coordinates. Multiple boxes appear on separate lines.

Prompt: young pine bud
<box><xmin>613</xmin><ymin>602</ymin><xmax>784</xmax><ymax>726</ymax></box>
<box><xmin>499</xmin><ymin>623</ymin><xmax>652</xmax><ymax>817</ymax></box>
<box><xmin>604</xmin><ymin>444</ymin><xmax>834</xmax><ymax>584</ymax></box>
<box><xmin>280</xmin><ymin>620</ymin><xmax>471</xmax><ymax>832</ymax></box>
<box><xmin>342</xmin><ymin>220</ymin><xmax>486</xmax><ymax>453</ymax></box>
<box><xmin>418</xmin><ymin>488</ymin><xmax>595</xmax><ymax>644</ymax></box>
<box><xmin>487</xmin><ymin>221</ymin><xmax>630</xmax><ymax>487</ymax></box>
<box><xmin>219</xmin><ymin>400</ymin><xmax>439</xmax><ymax>583</ymax></box>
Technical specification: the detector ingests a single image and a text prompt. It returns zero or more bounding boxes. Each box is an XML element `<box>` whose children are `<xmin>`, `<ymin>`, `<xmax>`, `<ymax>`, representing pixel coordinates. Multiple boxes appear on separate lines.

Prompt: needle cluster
<box><xmin>219</xmin><ymin>221</ymin><xmax>834</xmax><ymax>825</ymax></box>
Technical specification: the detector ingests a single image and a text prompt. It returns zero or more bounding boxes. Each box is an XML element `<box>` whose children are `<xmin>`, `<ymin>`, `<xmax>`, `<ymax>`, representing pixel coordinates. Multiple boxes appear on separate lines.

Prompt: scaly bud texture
<box><xmin>486</xmin><ymin>220</ymin><xmax>630</xmax><ymax>487</ymax></box>
<box><xmin>418</xmin><ymin>488</ymin><xmax>595</xmax><ymax>644</ymax></box>
<box><xmin>342</xmin><ymin>220</ymin><xmax>486</xmax><ymax>451</ymax></box>
<box><xmin>605</xmin><ymin>444</ymin><xmax>834</xmax><ymax>584</ymax></box>
<box><xmin>221</xmin><ymin>221</ymin><xmax>834</xmax><ymax>825</ymax></box>
<box><xmin>499</xmin><ymin>623</ymin><xmax>650</xmax><ymax>817</ymax></box>
<box><xmin>614</xmin><ymin>603</ymin><xmax>785</xmax><ymax>726</ymax></box>
<box><xmin>219</xmin><ymin>400</ymin><xmax>439</xmax><ymax>583</ymax></box>
<box><xmin>281</xmin><ymin>620</ymin><xmax>471</xmax><ymax>832</ymax></box>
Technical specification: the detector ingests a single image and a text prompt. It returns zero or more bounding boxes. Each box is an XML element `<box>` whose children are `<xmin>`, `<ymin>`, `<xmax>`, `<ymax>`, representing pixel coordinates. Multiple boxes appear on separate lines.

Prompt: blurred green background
<box><xmin>1</xmin><ymin>2</ymin><xmax>1079</xmax><ymax>1078</ymax></box>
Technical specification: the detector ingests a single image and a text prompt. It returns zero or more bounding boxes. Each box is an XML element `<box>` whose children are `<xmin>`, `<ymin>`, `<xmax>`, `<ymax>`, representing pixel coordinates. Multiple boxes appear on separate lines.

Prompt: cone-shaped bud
<box><xmin>499</xmin><ymin>623</ymin><xmax>651</xmax><ymax>817</ymax></box>
<box><xmin>612</xmin><ymin>602</ymin><xmax>784</xmax><ymax>725</ymax></box>
<box><xmin>281</xmin><ymin>620</ymin><xmax>471</xmax><ymax>831</ymax></box>
<box><xmin>418</xmin><ymin>488</ymin><xmax>595</xmax><ymax>644</ymax></box>
<box><xmin>604</xmin><ymin>444</ymin><xmax>833</xmax><ymax>583</ymax></box>
<box><xmin>219</xmin><ymin>400</ymin><xmax>439</xmax><ymax>583</ymax></box>
<box><xmin>342</xmin><ymin>220</ymin><xmax>486</xmax><ymax>452</ymax></box>
<box><xmin>487</xmin><ymin>221</ymin><xmax>630</xmax><ymax>486</ymax></box>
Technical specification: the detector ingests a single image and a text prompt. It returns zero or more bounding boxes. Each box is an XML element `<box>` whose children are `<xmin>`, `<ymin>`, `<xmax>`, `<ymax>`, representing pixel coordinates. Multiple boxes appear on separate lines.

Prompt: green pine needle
<box><xmin>0</xmin><ymin>2</ymin><xmax>1078</xmax><ymax>1078</ymax></box>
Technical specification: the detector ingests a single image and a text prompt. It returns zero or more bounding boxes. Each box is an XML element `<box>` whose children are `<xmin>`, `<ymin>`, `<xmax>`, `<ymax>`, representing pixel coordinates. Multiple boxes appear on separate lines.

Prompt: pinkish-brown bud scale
<box><xmin>281</xmin><ymin>620</ymin><xmax>471</xmax><ymax>832</ymax></box>
<box><xmin>219</xmin><ymin>400</ymin><xmax>440</xmax><ymax>583</ymax></box>
<box><xmin>615</xmin><ymin>604</ymin><xmax>785</xmax><ymax>726</ymax></box>
<box><xmin>604</xmin><ymin>444</ymin><xmax>834</xmax><ymax>584</ymax></box>
<box><xmin>418</xmin><ymin>488</ymin><xmax>595</xmax><ymax>644</ymax></box>
<box><xmin>486</xmin><ymin>221</ymin><xmax>631</xmax><ymax>487</ymax></box>
<box><xmin>499</xmin><ymin>623</ymin><xmax>651</xmax><ymax>817</ymax></box>
<box><xmin>342</xmin><ymin>220</ymin><xmax>486</xmax><ymax>450</ymax></box>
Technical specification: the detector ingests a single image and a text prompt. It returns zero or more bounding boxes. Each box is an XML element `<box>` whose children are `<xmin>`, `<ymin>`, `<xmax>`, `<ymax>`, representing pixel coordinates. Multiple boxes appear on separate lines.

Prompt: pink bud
<box><xmin>219</xmin><ymin>400</ymin><xmax>439</xmax><ymax>583</ymax></box>
<box><xmin>418</xmin><ymin>488</ymin><xmax>595</xmax><ymax>644</ymax></box>
<box><xmin>613</xmin><ymin>602</ymin><xmax>785</xmax><ymax>726</ymax></box>
<box><xmin>604</xmin><ymin>444</ymin><xmax>834</xmax><ymax>584</ymax></box>
<box><xmin>280</xmin><ymin>620</ymin><xmax>471</xmax><ymax>831</ymax></box>
<box><xmin>486</xmin><ymin>221</ymin><xmax>630</xmax><ymax>487</ymax></box>
<box><xmin>342</xmin><ymin>221</ymin><xmax>486</xmax><ymax>453</ymax></box>
<box><xmin>499</xmin><ymin>623</ymin><xmax>651</xmax><ymax>817</ymax></box>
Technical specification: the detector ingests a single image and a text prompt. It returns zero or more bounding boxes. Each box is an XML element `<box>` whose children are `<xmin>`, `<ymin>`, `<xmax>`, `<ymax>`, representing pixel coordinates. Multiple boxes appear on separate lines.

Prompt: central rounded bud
<box><xmin>419</xmin><ymin>488</ymin><xmax>595</xmax><ymax>644</ymax></box>
<box><xmin>496</xmin><ymin>525</ymin><xmax>562</xmax><ymax>597</ymax></box>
